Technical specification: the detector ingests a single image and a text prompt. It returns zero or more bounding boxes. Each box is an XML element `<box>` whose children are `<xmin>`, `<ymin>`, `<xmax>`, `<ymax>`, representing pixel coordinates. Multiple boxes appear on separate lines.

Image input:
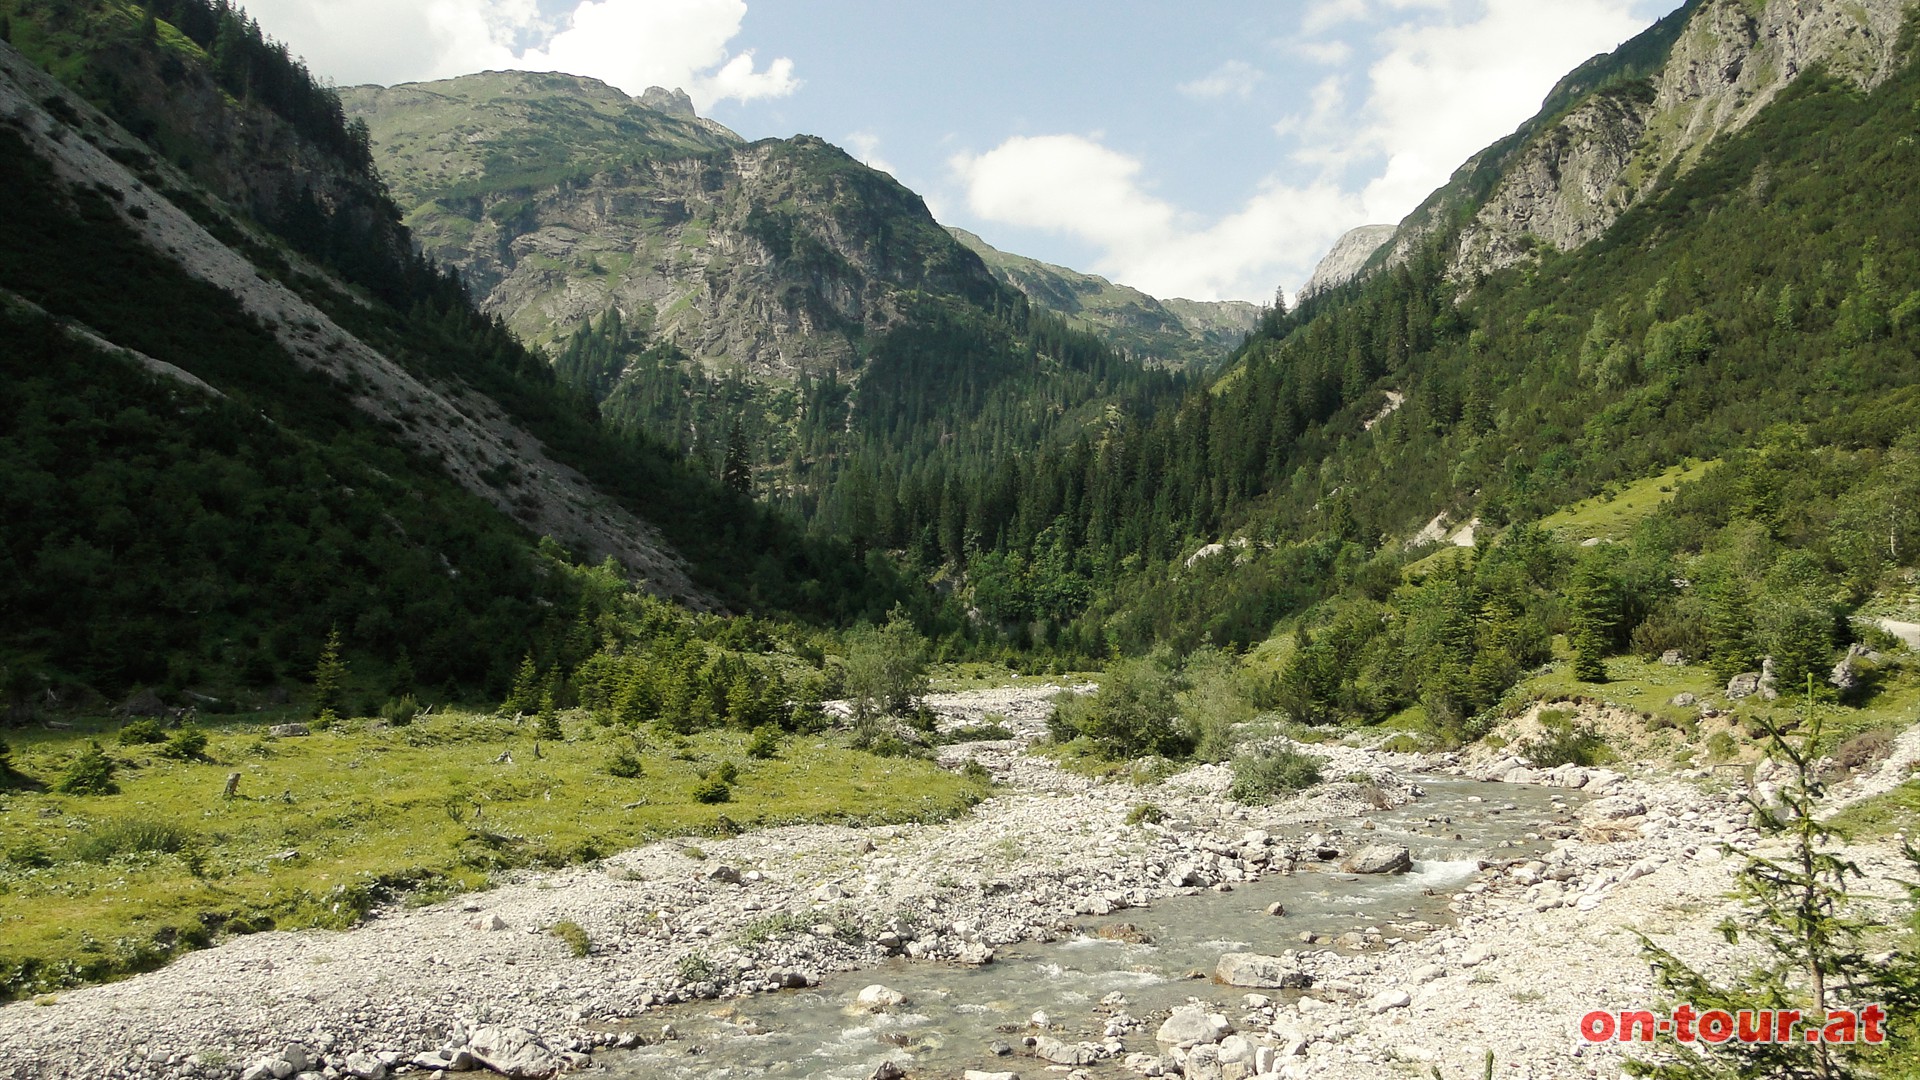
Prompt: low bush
<box><xmin>1705</xmin><ymin>730</ymin><xmax>1738</xmax><ymax>763</ymax></box>
<box><xmin>691</xmin><ymin>779</ymin><xmax>731</xmax><ymax>804</ymax></box>
<box><xmin>117</xmin><ymin>720</ymin><xmax>167</xmax><ymax>746</ymax></box>
<box><xmin>605</xmin><ymin>747</ymin><xmax>643</xmax><ymax>778</ymax></box>
<box><xmin>550</xmin><ymin>920</ymin><xmax>590</xmax><ymax>958</ymax></box>
<box><xmin>1520</xmin><ymin>711</ymin><xmax>1611</xmax><ymax>768</ymax></box>
<box><xmin>5</xmin><ymin>838</ymin><xmax>55</xmax><ymax>869</ymax></box>
<box><xmin>1124</xmin><ymin>802</ymin><xmax>1165</xmax><ymax>826</ymax></box>
<box><xmin>379</xmin><ymin>695</ymin><xmax>421</xmax><ymax>726</ymax></box>
<box><xmin>745</xmin><ymin>725</ymin><xmax>781</xmax><ymax>759</ymax></box>
<box><xmin>69</xmin><ymin>820</ymin><xmax>194</xmax><ymax>863</ymax></box>
<box><xmin>54</xmin><ymin>742</ymin><xmax>118</xmax><ymax>795</ymax></box>
<box><xmin>938</xmin><ymin>722</ymin><xmax>1015</xmax><ymax>744</ymax></box>
<box><xmin>158</xmin><ymin>728</ymin><xmax>209</xmax><ymax>761</ymax></box>
<box><xmin>1227</xmin><ymin>745</ymin><xmax>1323</xmax><ymax>803</ymax></box>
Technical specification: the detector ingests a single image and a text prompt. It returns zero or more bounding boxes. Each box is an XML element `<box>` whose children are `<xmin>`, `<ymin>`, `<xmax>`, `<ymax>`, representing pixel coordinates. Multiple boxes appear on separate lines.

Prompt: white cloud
<box><xmin>518</xmin><ymin>0</ymin><xmax>796</xmax><ymax>107</ymax></box>
<box><xmin>954</xmin><ymin>1</ymin><xmax>1658</xmax><ymax>302</ymax></box>
<box><xmin>952</xmin><ymin>134</ymin><xmax>1360</xmax><ymax>301</ymax></box>
<box><xmin>1348</xmin><ymin>0</ymin><xmax>1645</xmax><ymax>220</ymax></box>
<box><xmin>1178</xmin><ymin>60</ymin><xmax>1264</xmax><ymax>101</ymax></box>
<box><xmin>1291</xmin><ymin>39</ymin><xmax>1355</xmax><ymax>66</ymax></box>
<box><xmin>237</xmin><ymin>0</ymin><xmax>796</xmax><ymax>107</ymax></box>
<box><xmin>1302</xmin><ymin>0</ymin><xmax>1373</xmax><ymax>34</ymax></box>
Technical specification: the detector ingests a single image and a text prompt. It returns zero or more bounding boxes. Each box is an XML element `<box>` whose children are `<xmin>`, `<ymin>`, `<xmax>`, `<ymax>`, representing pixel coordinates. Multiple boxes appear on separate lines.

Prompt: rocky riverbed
<box><xmin>0</xmin><ymin>685</ymin><xmax>1912</xmax><ymax>1080</ymax></box>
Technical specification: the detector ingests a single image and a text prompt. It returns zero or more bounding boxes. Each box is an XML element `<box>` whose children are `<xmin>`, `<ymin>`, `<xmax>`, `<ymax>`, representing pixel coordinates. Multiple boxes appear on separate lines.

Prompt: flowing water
<box><xmin>600</xmin><ymin>779</ymin><xmax>1576</xmax><ymax>1079</ymax></box>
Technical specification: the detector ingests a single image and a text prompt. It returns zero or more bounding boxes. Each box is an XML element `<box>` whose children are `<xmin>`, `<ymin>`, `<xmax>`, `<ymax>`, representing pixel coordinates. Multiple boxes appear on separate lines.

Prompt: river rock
<box><xmin>1183</xmin><ymin>1043</ymin><xmax>1225</xmax><ymax>1080</ymax></box>
<box><xmin>343</xmin><ymin>1051</ymin><xmax>387</xmax><ymax>1080</ymax></box>
<box><xmin>964</xmin><ymin>1072</ymin><xmax>1021</xmax><ymax>1080</ymax></box>
<box><xmin>1339</xmin><ymin>845</ymin><xmax>1412</xmax><ymax>874</ymax></box>
<box><xmin>268</xmin><ymin>723</ymin><xmax>310</xmax><ymax>737</ymax></box>
<box><xmin>1214</xmin><ymin>953</ymin><xmax>1312</xmax><ymax>989</ymax></box>
<box><xmin>706</xmin><ymin>864</ymin><xmax>741</xmax><ymax>884</ymax></box>
<box><xmin>467</xmin><ymin>1025</ymin><xmax>562</xmax><ymax>1079</ymax></box>
<box><xmin>1368</xmin><ymin>989</ymin><xmax>1413</xmax><ymax>1013</ymax></box>
<box><xmin>1157</xmin><ymin>1005</ymin><xmax>1230</xmax><ymax>1047</ymax></box>
<box><xmin>856</xmin><ymin>984</ymin><xmax>906</xmax><ymax>1011</ymax></box>
<box><xmin>869</xmin><ymin>1062</ymin><xmax>905</xmax><ymax>1080</ymax></box>
<box><xmin>1583</xmin><ymin>795</ymin><xmax>1647</xmax><ymax>822</ymax></box>
<box><xmin>1032</xmin><ymin>1035</ymin><xmax>1095</xmax><ymax>1065</ymax></box>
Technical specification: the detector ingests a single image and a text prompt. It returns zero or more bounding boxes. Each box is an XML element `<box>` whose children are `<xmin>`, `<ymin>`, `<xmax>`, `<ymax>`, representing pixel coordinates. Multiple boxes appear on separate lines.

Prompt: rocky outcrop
<box><xmin>950</xmin><ymin>228</ymin><xmax>1259</xmax><ymax>367</ymax></box>
<box><xmin>1388</xmin><ymin>0</ymin><xmax>1917</xmax><ymax>283</ymax></box>
<box><xmin>1300</xmin><ymin>224</ymin><xmax>1395</xmax><ymax>299</ymax></box>
<box><xmin>0</xmin><ymin>46</ymin><xmax>712</xmax><ymax>609</ymax></box>
<box><xmin>346</xmin><ymin>74</ymin><xmax>1003</xmax><ymax>380</ymax></box>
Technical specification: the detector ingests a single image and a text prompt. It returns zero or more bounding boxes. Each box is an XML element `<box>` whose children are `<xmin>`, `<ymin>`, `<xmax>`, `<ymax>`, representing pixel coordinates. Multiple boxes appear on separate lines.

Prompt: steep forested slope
<box><xmin>0</xmin><ymin>0</ymin><xmax>898</xmax><ymax>707</ymax></box>
<box><xmin>876</xmin><ymin>0</ymin><xmax>1920</xmax><ymax>697</ymax></box>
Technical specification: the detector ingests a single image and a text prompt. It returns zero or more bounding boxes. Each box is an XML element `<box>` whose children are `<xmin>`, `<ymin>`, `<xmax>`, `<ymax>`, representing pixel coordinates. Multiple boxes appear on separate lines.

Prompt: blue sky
<box><xmin>242</xmin><ymin>0</ymin><xmax>1682</xmax><ymax>301</ymax></box>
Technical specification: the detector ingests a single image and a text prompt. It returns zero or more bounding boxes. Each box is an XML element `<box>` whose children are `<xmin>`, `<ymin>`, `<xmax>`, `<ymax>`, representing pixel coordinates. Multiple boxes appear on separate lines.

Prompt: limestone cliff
<box><xmin>1380</xmin><ymin>0</ymin><xmax>1917</xmax><ymax>281</ymax></box>
<box><xmin>1300</xmin><ymin>224</ymin><xmax>1395</xmax><ymax>300</ymax></box>
<box><xmin>345</xmin><ymin>74</ymin><xmax>1002</xmax><ymax>379</ymax></box>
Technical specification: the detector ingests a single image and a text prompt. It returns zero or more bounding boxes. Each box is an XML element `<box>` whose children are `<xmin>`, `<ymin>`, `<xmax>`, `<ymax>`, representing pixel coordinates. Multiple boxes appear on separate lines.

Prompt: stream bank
<box><xmin>0</xmin><ymin>684</ymin><xmax>1902</xmax><ymax>1080</ymax></box>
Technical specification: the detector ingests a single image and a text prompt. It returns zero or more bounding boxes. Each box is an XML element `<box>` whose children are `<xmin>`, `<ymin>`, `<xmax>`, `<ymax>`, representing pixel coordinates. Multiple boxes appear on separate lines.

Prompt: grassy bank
<box><xmin>0</xmin><ymin>710</ymin><xmax>987</xmax><ymax>1000</ymax></box>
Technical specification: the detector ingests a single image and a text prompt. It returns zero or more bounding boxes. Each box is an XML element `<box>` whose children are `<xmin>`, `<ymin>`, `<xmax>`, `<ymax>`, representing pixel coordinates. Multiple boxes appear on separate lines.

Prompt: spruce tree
<box><xmin>534</xmin><ymin>690</ymin><xmax>562</xmax><ymax>741</ymax></box>
<box><xmin>721</xmin><ymin>426</ymin><xmax>753</xmax><ymax>497</ymax></box>
<box><xmin>1567</xmin><ymin>553</ymin><xmax>1620</xmax><ymax>683</ymax></box>
<box><xmin>1704</xmin><ymin>574</ymin><xmax>1759</xmax><ymax>682</ymax></box>
<box><xmin>311</xmin><ymin>627</ymin><xmax>347</xmax><ymax>721</ymax></box>
<box><xmin>500</xmin><ymin>653</ymin><xmax>541</xmax><ymax>718</ymax></box>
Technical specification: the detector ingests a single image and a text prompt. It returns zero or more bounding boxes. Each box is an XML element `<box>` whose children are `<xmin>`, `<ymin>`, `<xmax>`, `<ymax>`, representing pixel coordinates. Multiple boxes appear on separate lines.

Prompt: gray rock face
<box><xmin>637</xmin><ymin>86</ymin><xmax>697</xmax><ymax>120</ymax></box>
<box><xmin>1339</xmin><ymin>845</ymin><xmax>1413</xmax><ymax>875</ymax></box>
<box><xmin>1383</xmin><ymin>0</ymin><xmax>1915</xmax><ymax>282</ymax></box>
<box><xmin>1300</xmin><ymin>224</ymin><xmax>1395</xmax><ymax>298</ymax></box>
<box><xmin>466</xmin><ymin>1025</ymin><xmax>563</xmax><ymax>1079</ymax></box>
<box><xmin>1727</xmin><ymin>672</ymin><xmax>1764</xmax><ymax>700</ymax></box>
<box><xmin>1214</xmin><ymin>952</ymin><xmax>1314</xmax><ymax>989</ymax></box>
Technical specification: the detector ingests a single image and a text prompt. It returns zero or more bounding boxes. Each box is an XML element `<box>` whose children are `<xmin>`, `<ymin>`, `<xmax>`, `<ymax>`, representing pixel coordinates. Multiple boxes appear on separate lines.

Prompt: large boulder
<box><xmin>1339</xmin><ymin>845</ymin><xmax>1412</xmax><ymax>874</ymax></box>
<box><xmin>1156</xmin><ymin>1005</ymin><xmax>1230</xmax><ymax>1047</ymax></box>
<box><xmin>466</xmin><ymin>1026</ymin><xmax>562</xmax><ymax>1080</ymax></box>
<box><xmin>856</xmin><ymin>984</ymin><xmax>907</xmax><ymax>1011</ymax></box>
<box><xmin>1214</xmin><ymin>952</ymin><xmax>1313</xmax><ymax>989</ymax></box>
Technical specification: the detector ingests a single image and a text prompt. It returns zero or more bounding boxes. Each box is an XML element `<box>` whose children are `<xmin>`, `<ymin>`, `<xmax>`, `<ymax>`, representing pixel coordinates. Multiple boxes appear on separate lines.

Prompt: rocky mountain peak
<box><xmin>639</xmin><ymin>85</ymin><xmax>697</xmax><ymax>120</ymax></box>
<box><xmin>1381</xmin><ymin>0</ymin><xmax>1916</xmax><ymax>283</ymax></box>
<box><xmin>1301</xmin><ymin>224</ymin><xmax>1395</xmax><ymax>300</ymax></box>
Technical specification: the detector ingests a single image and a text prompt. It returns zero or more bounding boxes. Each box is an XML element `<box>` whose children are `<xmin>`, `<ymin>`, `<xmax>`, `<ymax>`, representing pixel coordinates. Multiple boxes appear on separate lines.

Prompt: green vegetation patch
<box><xmin>0</xmin><ymin>715</ymin><xmax>985</xmax><ymax>1000</ymax></box>
<box><xmin>1537</xmin><ymin>460</ymin><xmax>1716</xmax><ymax>542</ymax></box>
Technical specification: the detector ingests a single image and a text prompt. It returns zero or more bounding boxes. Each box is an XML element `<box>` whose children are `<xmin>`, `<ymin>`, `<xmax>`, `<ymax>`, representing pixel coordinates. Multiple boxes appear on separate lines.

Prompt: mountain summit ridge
<box><xmin>1357</xmin><ymin>0</ymin><xmax>1919</xmax><ymax>285</ymax></box>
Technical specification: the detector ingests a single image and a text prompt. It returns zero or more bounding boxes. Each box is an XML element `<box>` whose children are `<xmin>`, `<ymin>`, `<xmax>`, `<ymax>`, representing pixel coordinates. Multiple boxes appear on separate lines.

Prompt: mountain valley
<box><xmin>1</xmin><ymin>0</ymin><xmax>1918</xmax><ymax>1077</ymax></box>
